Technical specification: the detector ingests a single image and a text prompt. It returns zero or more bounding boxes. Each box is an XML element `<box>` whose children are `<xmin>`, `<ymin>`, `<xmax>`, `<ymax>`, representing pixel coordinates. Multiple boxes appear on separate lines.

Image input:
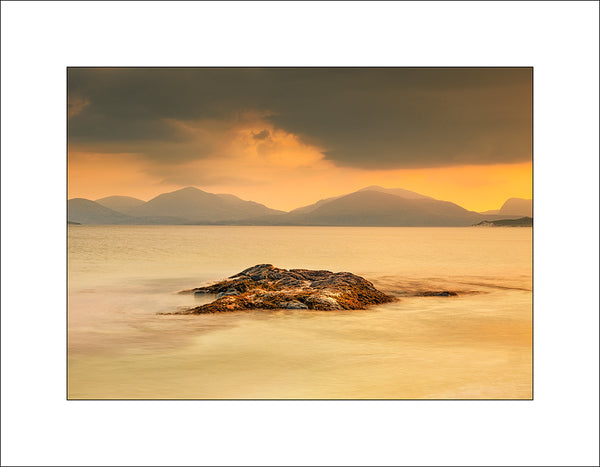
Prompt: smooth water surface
<box><xmin>68</xmin><ymin>226</ymin><xmax>532</xmax><ymax>399</ymax></box>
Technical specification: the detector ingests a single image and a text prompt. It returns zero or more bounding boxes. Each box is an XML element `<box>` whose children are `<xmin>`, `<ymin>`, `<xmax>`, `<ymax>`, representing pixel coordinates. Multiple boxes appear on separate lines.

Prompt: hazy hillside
<box><xmin>288</xmin><ymin>194</ymin><xmax>345</xmax><ymax>215</ymax></box>
<box><xmin>499</xmin><ymin>198</ymin><xmax>532</xmax><ymax>217</ymax></box>
<box><xmin>95</xmin><ymin>195</ymin><xmax>145</xmax><ymax>213</ymax></box>
<box><xmin>68</xmin><ymin>198</ymin><xmax>190</xmax><ymax>224</ymax></box>
<box><xmin>236</xmin><ymin>190</ymin><xmax>485</xmax><ymax>226</ymax></box>
<box><xmin>68</xmin><ymin>198</ymin><xmax>137</xmax><ymax>224</ymax></box>
<box><xmin>127</xmin><ymin>187</ymin><xmax>285</xmax><ymax>222</ymax></box>
<box><xmin>479</xmin><ymin>197</ymin><xmax>532</xmax><ymax>217</ymax></box>
<box><xmin>357</xmin><ymin>185</ymin><xmax>433</xmax><ymax>200</ymax></box>
<box><xmin>215</xmin><ymin>193</ymin><xmax>248</xmax><ymax>202</ymax></box>
<box><xmin>300</xmin><ymin>191</ymin><xmax>483</xmax><ymax>226</ymax></box>
<box><xmin>70</xmin><ymin>187</ymin><xmax>529</xmax><ymax>227</ymax></box>
<box><xmin>289</xmin><ymin>185</ymin><xmax>432</xmax><ymax>216</ymax></box>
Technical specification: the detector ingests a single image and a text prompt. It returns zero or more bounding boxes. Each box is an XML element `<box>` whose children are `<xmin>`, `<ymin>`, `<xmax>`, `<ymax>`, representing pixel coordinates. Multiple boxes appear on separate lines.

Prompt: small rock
<box><xmin>417</xmin><ymin>291</ymin><xmax>458</xmax><ymax>297</ymax></box>
<box><xmin>285</xmin><ymin>300</ymin><xmax>308</xmax><ymax>310</ymax></box>
<box><xmin>216</xmin><ymin>288</ymin><xmax>240</xmax><ymax>298</ymax></box>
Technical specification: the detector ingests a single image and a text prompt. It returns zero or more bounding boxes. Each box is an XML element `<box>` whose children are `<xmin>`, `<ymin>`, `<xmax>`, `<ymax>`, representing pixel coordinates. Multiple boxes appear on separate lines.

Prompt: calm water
<box><xmin>67</xmin><ymin>225</ymin><xmax>532</xmax><ymax>399</ymax></box>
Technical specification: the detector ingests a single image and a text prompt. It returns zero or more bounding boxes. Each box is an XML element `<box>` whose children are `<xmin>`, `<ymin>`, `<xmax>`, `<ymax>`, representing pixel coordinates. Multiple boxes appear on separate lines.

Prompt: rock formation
<box><xmin>473</xmin><ymin>217</ymin><xmax>532</xmax><ymax>227</ymax></box>
<box><xmin>174</xmin><ymin>264</ymin><xmax>396</xmax><ymax>314</ymax></box>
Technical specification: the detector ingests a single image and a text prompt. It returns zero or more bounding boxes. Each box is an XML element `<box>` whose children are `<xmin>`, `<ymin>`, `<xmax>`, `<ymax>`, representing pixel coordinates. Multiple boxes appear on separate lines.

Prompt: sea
<box><xmin>67</xmin><ymin>225</ymin><xmax>532</xmax><ymax>399</ymax></box>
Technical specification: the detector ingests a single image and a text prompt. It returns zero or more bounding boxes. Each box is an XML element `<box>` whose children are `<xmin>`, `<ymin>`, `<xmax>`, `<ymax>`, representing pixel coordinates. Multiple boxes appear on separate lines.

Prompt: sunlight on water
<box><xmin>68</xmin><ymin>226</ymin><xmax>532</xmax><ymax>399</ymax></box>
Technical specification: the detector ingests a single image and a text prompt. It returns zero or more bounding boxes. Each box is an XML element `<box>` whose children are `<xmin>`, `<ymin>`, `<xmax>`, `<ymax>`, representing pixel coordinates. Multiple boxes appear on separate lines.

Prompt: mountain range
<box><xmin>68</xmin><ymin>185</ymin><xmax>532</xmax><ymax>227</ymax></box>
<box><xmin>69</xmin><ymin>187</ymin><xmax>284</xmax><ymax>225</ymax></box>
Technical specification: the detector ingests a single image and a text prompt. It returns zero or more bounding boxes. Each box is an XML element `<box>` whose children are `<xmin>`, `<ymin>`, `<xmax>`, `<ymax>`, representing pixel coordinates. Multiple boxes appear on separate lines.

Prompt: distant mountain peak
<box><xmin>356</xmin><ymin>185</ymin><xmax>432</xmax><ymax>200</ymax></box>
<box><xmin>498</xmin><ymin>197</ymin><xmax>532</xmax><ymax>217</ymax></box>
<box><xmin>95</xmin><ymin>195</ymin><xmax>145</xmax><ymax>202</ymax></box>
<box><xmin>501</xmin><ymin>197</ymin><xmax>531</xmax><ymax>206</ymax></box>
<box><xmin>172</xmin><ymin>186</ymin><xmax>207</xmax><ymax>194</ymax></box>
<box><xmin>95</xmin><ymin>195</ymin><xmax>146</xmax><ymax>214</ymax></box>
<box><xmin>259</xmin><ymin>189</ymin><xmax>482</xmax><ymax>226</ymax></box>
<box><xmin>127</xmin><ymin>186</ymin><xmax>283</xmax><ymax>222</ymax></box>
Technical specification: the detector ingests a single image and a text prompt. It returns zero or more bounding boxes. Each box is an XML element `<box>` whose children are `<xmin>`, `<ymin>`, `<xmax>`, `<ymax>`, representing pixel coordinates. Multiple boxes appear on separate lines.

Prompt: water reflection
<box><xmin>68</xmin><ymin>226</ymin><xmax>532</xmax><ymax>399</ymax></box>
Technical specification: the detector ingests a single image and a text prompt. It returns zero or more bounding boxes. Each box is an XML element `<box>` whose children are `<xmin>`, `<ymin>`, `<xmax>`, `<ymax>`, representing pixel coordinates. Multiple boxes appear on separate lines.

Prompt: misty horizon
<box><xmin>68</xmin><ymin>184</ymin><xmax>533</xmax><ymax>227</ymax></box>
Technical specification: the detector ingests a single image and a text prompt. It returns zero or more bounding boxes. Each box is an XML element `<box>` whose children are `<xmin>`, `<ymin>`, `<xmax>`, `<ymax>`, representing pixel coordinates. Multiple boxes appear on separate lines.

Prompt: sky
<box><xmin>68</xmin><ymin>67</ymin><xmax>532</xmax><ymax>211</ymax></box>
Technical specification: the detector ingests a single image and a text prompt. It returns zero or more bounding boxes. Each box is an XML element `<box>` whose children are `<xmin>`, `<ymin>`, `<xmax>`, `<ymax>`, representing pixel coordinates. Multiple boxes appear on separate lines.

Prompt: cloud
<box><xmin>67</xmin><ymin>95</ymin><xmax>89</xmax><ymax>119</ymax></box>
<box><xmin>252</xmin><ymin>129</ymin><xmax>271</xmax><ymax>141</ymax></box>
<box><xmin>68</xmin><ymin>112</ymin><xmax>332</xmax><ymax>190</ymax></box>
<box><xmin>67</xmin><ymin>67</ymin><xmax>532</xmax><ymax>170</ymax></box>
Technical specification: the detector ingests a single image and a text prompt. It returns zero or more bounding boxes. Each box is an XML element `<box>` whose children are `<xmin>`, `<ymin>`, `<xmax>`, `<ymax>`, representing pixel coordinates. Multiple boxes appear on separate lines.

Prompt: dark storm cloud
<box><xmin>252</xmin><ymin>129</ymin><xmax>271</xmax><ymax>141</ymax></box>
<box><xmin>67</xmin><ymin>67</ymin><xmax>532</xmax><ymax>169</ymax></box>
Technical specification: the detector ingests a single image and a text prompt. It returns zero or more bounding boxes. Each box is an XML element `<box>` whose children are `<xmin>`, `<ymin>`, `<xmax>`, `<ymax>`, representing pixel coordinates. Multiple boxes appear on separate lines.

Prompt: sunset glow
<box><xmin>68</xmin><ymin>146</ymin><xmax>531</xmax><ymax>212</ymax></box>
<box><xmin>68</xmin><ymin>68</ymin><xmax>532</xmax><ymax>213</ymax></box>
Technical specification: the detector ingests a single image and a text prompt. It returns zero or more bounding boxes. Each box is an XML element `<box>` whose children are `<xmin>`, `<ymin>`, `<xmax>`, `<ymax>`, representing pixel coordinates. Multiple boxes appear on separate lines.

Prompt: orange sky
<box><xmin>67</xmin><ymin>158</ymin><xmax>532</xmax><ymax>212</ymax></box>
<box><xmin>68</xmin><ymin>118</ymin><xmax>531</xmax><ymax>212</ymax></box>
<box><xmin>67</xmin><ymin>68</ymin><xmax>532</xmax><ymax>212</ymax></box>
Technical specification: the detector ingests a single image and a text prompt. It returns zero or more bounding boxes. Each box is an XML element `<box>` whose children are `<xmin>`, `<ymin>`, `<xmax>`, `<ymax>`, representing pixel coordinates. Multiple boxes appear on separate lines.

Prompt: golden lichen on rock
<box><xmin>172</xmin><ymin>264</ymin><xmax>397</xmax><ymax>314</ymax></box>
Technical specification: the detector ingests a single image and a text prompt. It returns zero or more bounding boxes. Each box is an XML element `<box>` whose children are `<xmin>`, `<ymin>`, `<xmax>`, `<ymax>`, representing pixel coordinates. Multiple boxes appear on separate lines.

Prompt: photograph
<box><xmin>67</xmin><ymin>67</ymin><xmax>533</xmax><ymax>400</ymax></box>
<box><xmin>3</xmin><ymin>1</ymin><xmax>599</xmax><ymax>465</ymax></box>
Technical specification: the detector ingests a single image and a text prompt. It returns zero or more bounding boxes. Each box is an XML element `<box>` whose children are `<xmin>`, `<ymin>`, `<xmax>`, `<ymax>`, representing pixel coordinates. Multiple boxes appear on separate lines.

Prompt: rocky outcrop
<box><xmin>473</xmin><ymin>217</ymin><xmax>532</xmax><ymax>227</ymax></box>
<box><xmin>174</xmin><ymin>264</ymin><xmax>396</xmax><ymax>314</ymax></box>
<box><xmin>414</xmin><ymin>290</ymin><xmax>458</xmax><ymax>297</ymax></box>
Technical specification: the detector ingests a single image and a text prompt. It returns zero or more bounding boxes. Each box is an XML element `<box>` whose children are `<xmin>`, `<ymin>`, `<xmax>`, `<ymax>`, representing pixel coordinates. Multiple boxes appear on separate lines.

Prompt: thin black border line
<box><xmin>67</xmin><ymin>65</ymin><xmax>534</xmax><ymax>69</ymax></box>
<box><xmin>6</xmin><ymin>0</ymin><xmax>595</xmax><ymax>1</ymax></box>
<box><xmin>66</xmin><ymin>68</ymin><xmax>69</xmax><ymax>401</ymax></box>
<box><xmin>530</xmin><ymin>66</ymin><xmax>534</xmax><ymax>401</ymax></box>
<box><xmin>66</xmin><ymin>66</ymin><xmax>533</xmax><ymax>401</ymax></box>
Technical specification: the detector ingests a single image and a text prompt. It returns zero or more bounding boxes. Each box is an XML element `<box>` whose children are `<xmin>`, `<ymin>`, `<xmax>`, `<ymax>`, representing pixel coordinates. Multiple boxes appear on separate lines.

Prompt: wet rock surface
<box><xmin>414</xmin><ymin>290</ymin><xmax>458</xmax><ymax>297</ymax></box>
<box><xmin>173</xmin><ymin>264</ymin><xmax>396</xmax><ymax>314</ymax></box>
